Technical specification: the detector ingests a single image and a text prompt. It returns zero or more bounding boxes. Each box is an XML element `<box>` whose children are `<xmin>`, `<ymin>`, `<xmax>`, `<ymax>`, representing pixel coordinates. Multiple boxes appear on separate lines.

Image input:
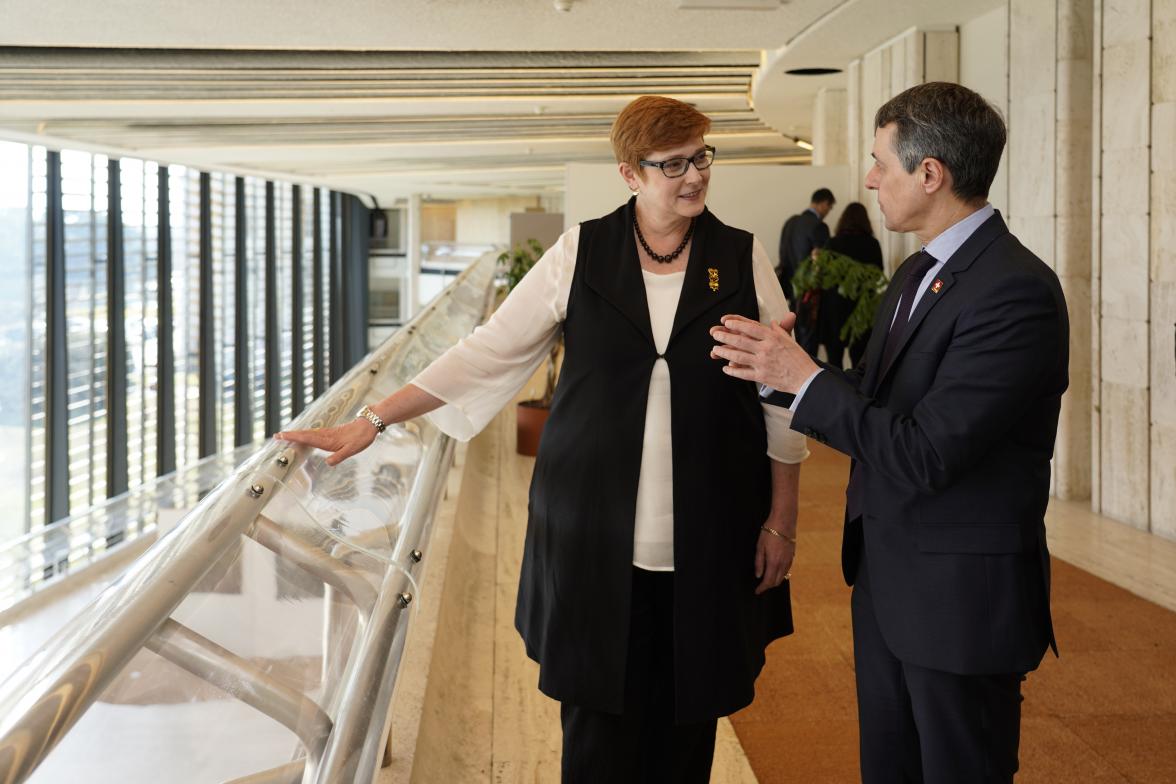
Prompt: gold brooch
<box><xmin>931</xmin><ymin>278</ymin><xmax>944</xmax><ymax>294</ymax></box>
<box><xmin>707</xmin><ymin>267</ymin><xmax>719</xmax><ymax>292</ymax></box>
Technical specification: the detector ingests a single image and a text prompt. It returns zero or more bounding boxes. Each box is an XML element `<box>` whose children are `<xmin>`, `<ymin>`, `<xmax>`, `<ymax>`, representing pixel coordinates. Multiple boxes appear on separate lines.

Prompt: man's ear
<box><xmin>921</xmin><ymin>157</ymin><xmax>949</xmax><ymax>195</ymax></box>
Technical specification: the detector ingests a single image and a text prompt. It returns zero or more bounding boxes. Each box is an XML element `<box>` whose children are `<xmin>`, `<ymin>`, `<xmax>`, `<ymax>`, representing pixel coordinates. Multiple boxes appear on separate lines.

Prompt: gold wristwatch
<box><xmin>357</xmin><ymin>404</ymin><xmax>386</xmax><ymax>433</ymax></box>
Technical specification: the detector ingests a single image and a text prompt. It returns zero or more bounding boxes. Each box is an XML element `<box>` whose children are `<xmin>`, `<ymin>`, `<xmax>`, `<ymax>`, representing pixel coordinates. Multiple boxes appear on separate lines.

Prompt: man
<box><xmin>712</xmin><ymin>82</ymin><xmax>1067</xmax><ymax>783</ymax></box>
<box><xmin>777</xmin><ymin>187</ymin><xmax>835</xmax><ymax>307</ymax></box>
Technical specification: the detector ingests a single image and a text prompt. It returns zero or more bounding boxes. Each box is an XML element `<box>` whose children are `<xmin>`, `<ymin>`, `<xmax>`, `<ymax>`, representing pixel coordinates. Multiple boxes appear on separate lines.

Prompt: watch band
<box><xmin>357</xmin><ymin>404</ymin><xmax>386</xmax><ymax>433</ymax></box>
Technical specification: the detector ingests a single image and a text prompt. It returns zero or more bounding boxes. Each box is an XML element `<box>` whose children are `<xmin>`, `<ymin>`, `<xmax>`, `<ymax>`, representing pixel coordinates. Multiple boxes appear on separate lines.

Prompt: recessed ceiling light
<box><xmin>784</xmin><ymin>67</ymin><xmax>843</xmax><ymax>76</ymax></box>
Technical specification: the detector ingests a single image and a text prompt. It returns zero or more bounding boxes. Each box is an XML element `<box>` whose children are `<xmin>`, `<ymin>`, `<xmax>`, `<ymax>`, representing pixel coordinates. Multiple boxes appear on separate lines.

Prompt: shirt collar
<box><xmin>806</xmin><ymin>207</ymin><xmax>821</xmax><ymax>219</ymax></box>
<box><xmin>923</xmin><ymin>203</ymin><xmax>994</xmax><ymax>263</ymax></box>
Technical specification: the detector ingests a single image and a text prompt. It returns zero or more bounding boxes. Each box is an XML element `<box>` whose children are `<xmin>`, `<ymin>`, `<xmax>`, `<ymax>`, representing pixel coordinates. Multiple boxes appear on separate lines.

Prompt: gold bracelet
<box><xmin>760</xmin><ymin>525</ymin><xmax>797</xmax><ymax>544</ymax></box>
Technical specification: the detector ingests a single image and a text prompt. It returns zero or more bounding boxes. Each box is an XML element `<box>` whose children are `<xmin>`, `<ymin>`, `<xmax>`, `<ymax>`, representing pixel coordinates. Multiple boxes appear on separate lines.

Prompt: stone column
<box><xmin>812</xmin><ymin>88</ymin><xmax>848</xmax><ymax>166</ymax></box>
<box><xmin>407</xmin><ymin>193</ymin><xmax>422</xmax><ymax>320</ymax></box>
<box><xmin>1054</xmin><ymin>0</ymin><xmax>1094</xmax><ymax>500</ymax></box>
<box><xmin>1098</xmin><ymin>0</ymin><xmax>1151</xmax><ymax>528</ymax></box>
<box><xmin>1151</xmin><ymin>0</ymin><xmax>1176</xmax><ymax>539</ymax></box>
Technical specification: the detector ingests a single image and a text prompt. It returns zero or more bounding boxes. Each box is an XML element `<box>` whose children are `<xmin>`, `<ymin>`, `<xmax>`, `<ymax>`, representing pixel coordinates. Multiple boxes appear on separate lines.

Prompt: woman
<box><xmin>817</xmin><ymin>201</ymin><xmax>884</xmax><ymax>368</ymax></box>
<box><xmin>276</xmin><ymin>96</ymin><xmax>807</xmax><ymax>783</ymax></box>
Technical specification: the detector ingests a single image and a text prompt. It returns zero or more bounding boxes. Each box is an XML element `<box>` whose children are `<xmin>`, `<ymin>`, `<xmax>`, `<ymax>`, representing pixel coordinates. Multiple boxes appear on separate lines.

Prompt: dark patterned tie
<box><xmin>878</xmin><ymin>250</ymin><xmax>938</xmax><ymax>376</ymax></box>
<box><xmin>845</xmin><ymin>250</ymin><xmax>937</xmax><ymax>521</ymax></box>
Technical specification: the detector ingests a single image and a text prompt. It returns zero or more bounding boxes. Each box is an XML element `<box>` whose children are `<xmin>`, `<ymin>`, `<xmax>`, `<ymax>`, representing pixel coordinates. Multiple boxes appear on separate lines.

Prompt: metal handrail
<box><xmin>0</xmin><ymin>252</ymin><xmax>498</xmax><ymax>784</ymax></box>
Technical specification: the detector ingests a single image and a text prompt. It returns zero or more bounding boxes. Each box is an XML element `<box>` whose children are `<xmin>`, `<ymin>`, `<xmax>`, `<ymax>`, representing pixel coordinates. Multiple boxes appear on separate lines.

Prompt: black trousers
<box><xmin>852</xmin><ymin>551</ymin><xmax>1025</xmax><ymax>784</ymax></box>
<box><xmin>560</xmin><ymin>567</ymin><xmax>718</xmax><ymax>784</ymax></box>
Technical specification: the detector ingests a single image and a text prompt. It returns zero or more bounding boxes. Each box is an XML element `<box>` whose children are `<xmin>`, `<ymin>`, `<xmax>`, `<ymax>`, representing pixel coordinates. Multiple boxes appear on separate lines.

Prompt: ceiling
<box><xmin>0</xmin><ymin>0</ymin><xmax>999</xmax><ymax>204</ymax></box>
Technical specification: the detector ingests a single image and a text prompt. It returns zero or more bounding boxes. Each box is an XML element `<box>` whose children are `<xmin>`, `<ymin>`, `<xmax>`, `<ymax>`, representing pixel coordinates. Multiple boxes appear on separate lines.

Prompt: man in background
<box><xmin>777</xmin><ymin>187</ymin><xmax>835</xmax><ymax>307</ymax></box>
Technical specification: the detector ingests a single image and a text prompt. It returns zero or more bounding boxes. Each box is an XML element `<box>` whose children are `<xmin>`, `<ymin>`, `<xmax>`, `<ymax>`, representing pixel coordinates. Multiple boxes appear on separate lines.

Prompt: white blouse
<box><xmin>412</xmin><ymin>223</ymin><xmax>809</xmax><ymax>571</ymax></box>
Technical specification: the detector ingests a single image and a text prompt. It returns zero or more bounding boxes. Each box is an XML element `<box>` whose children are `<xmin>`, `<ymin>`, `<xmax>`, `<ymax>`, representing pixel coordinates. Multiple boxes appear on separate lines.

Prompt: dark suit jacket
<box><xmin>782</xmin><ymin>212</ymin><xmax>1067</xmax><ymax>676</ymax></box>
<box><xmin>778</xmin><ymin>209</ymin><xmax>830</xmax><ymax>301</ymax></box>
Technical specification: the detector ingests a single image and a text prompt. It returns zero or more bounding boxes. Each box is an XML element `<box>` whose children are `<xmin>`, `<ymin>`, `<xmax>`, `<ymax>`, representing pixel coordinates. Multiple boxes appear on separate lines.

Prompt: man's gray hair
<box><xmin>874</xmin><ymin>82</ymin><xmax>1007</xmax><ymax>202</ymax></box>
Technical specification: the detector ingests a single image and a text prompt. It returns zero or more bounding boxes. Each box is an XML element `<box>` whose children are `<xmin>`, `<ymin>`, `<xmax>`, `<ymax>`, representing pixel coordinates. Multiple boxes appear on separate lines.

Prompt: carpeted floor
<box><xmin>731</xmin><ymin>443</ymin><xmax>1176</xmax><ymax>784</ymax></box>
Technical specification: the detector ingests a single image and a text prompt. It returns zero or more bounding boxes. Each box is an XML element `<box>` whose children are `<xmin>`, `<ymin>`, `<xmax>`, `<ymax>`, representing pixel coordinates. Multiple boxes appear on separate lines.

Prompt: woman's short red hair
<box><xmin>610</xmin><ymin>96</ymin><xmax>712</xmax><ymax>173</ymax></box>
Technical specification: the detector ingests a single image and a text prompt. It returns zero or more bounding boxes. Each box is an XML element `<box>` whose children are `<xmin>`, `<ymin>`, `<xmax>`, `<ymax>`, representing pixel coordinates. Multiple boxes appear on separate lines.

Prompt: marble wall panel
<box><xmin>1057</xmin><ymin>275</ymin><xmax>1094</xmax><ymax>499</ymax></box>
<box><xmin>1102</xmin><ymin>0</ymin><xmax>1152</xmax><ymax>45</ymax></box>
<box><xmin>1100</xmin><ymin>147</ymin><xmax>1151</xmax><ymax>212</ymax></box>
<box><xmin>1156</xmin><ymin>0</ymin><xmax>1176</xmax><ymax>102</ymax></box>
<box><xmin>814</xmin><ymin>88</ymin><xmax>849</xmax><ymax>166</ymax></box>
<box><xmin>1101</xmin><ymin>40</ymin><xmax>1152</xmax><ymax>151</ymax></box>
<box><xmin>1100</xmin><ymin>381</ymin><xmax>1151</xmax><ymax>528</ymax></box>
<box><xmin>1153</xmin><ymin>103</ymin><xmax>1176</xmax><ymax>174</ymax></box>
<box><xmin>1013</xmin><ymin>214</ymin><xmax>1057</xmax><ymax>269</ymax></box>
<box><xmin>1055</xmin><ymin>116</ymin><xmax>1093</xmax><ymax>220</ymax></box>
<box><xmin>891</xmin><ymin>32</ymin><xmax>910</xmax><ymax>94</ymax></box>
<box><xmin>1152</xmin><ymin>171</ymin><xmax>1176</xmax><ymax>284</ymax></box>
<box><xmin>1062</xmin><ymin>277</ymin><xmax>1093</xmax><ymax>379</ymax></box>
<box><xmin>923</xmin><ymin>31</ymin><xmax>960</xmax><ymax>82</ymax></box>
<box><xmin>847</xmin><ymin>59</ymin><xmax>862</xmax><ymax>204</ymax></box>
<box><xmin>1056</xmin><ymin>214</ymin><xmax>1093</xmax><ymax>278</ymax></box>
<box><xmin>1101</xmin><ymin>314</ymin><xmax>1151</xmax><ymax>388</ymax></box>
<box><xmin>1011</xmin><ymin>0</ymin><xmax>1059</xmax><ymax>85</ymax></box>
<box><xmin>861</xmin><ymin>49</ymin><xmax>884</xmax><ymax>237</ymax></box>
<box><xmin>1058</xmin><ymin>0</ymin><xmax>1096</xmax><ymax>61</ymax></box>
<box><xmin>1152</xmin><ymin>424</ymin><xmax>1176</xmax><ymax>539</ymax></box>
<box><xmin>1091</xmin><ymin>0</ymin><xmax>1104</xmax><ymax>512</ymax></box>
<box><xmin>1151</xmin><ymin>282</ymin><xmax>1176</xmax><ymax>426</ymax></box>
<box><xmin>1100</xmin><ymin>213</ymin><xmax>1151</xmax><ymax>317</ymax></box>
<box><xmin>1009</xmin><ymin>91</ymin><xmax>1058</xmax><ymax>217</ymax></box>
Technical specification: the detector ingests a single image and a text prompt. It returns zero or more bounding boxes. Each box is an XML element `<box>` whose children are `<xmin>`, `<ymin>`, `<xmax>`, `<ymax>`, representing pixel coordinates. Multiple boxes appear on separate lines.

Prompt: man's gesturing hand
<box><xmin>710</xmin><ymin>314</ymin><xmax>819</xmax><ymax>393</ymax></box>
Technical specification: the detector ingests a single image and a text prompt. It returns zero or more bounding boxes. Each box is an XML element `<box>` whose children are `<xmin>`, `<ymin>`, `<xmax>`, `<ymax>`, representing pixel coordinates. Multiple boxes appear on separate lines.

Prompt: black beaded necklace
<box><xmin>633</xmin><ymin>212</ymin><xmax>695</xmax><ymax>264</ymax></box>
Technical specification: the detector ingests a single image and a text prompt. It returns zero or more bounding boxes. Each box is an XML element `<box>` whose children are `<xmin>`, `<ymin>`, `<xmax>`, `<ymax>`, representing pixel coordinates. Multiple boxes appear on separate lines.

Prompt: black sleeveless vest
<box><xmin>514</xmin><ymin>198</ymin><xmax>793</xmax><ymax>722</ymax></box>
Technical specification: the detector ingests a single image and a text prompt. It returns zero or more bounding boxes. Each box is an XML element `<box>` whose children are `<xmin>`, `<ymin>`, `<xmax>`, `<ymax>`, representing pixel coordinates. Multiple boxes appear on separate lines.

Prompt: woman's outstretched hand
<box><xmin>275</xmin><ymin>418</ymin><xmax>378</xmax><ymax>466</ymax></box>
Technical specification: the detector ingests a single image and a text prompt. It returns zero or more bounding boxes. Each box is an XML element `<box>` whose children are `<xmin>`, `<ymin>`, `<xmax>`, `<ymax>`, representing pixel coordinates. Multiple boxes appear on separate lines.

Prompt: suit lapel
<box><xmin>862</xmin><ymin>258</ymin><xmax>910</xmax><ymax>394</ymax></box>
<box><xmin>668</xmin><ymin>208</ymin><xmax>743</xmax><ymax>346</ymax></box>
<box><xmin>871</xmin><ymin>212</ymin><xmax>1010</xmax><ymax>392</ymax></box>
<box><xmin>582</xmin><ymin>197</ymin><xmax>655</xmax><ymax>348</ymax></box>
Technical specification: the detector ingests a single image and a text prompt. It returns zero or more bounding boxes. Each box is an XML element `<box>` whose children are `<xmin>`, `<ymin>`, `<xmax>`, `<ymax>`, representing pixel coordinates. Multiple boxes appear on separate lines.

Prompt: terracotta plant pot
<box><xmin>516</xmin><ymin>400</ymin><xmax>551</xmax><ymax>456</ymax></box>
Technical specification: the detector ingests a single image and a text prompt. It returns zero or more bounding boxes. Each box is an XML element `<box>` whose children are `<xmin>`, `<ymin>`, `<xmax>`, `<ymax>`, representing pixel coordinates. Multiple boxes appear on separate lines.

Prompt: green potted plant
<box><xmin>499</xmin><ymin>239</ymin><xmax>560</xmax><ymax>456</ymax></box>
<box><xmin>791</xmin><ymin>248</ymin><xmax>889</xmax><ymax>345</ymax></box>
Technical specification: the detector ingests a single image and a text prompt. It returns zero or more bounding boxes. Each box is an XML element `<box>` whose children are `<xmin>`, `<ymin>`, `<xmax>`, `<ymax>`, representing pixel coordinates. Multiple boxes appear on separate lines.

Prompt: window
<box><xmin>120</xmin><ymin>158</ymin><xmax>160</xmax><ymax>489</ymax></box>
<box><xmin>211</xmin><ymin>173</ymin><xmax>237</xmax><ymax>452</ymax></box>
<box><xmin>0</xmin><ymin>143</ymin><xmax>345</xmax><ymax>539</ymax></box>
<box><xmin>0</xmin><ymin>143</ymin><xmax>35</xmax><ymax>539</ymax></box>
<box><xmin>62</xmin><ymin>151</ymin><xmax>109</xmax><ymax>513</ymax></box>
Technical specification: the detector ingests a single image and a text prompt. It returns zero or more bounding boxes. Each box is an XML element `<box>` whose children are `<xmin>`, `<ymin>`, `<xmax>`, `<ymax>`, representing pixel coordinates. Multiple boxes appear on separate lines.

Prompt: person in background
<box><xmin>820</xmin><ymin>201</ymin><xmax>884</xmax><ymax>368</ymax></box>
<box><xmin>777</xmin><ymin>187</ymin><xmax>835</xmax><ymax>308</ymax></box>
<box><xmin>278</xmin><ymin>95</ymin><xmax>808</xmax><ymax>784</ymax></box>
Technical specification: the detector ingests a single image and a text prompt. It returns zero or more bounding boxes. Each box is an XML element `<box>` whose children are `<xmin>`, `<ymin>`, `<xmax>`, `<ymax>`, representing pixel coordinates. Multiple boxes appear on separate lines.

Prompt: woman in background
<box><xmin>820</xmin><ymin>201</ymin><xmax>883</xmax><ymax>368</ymax></box>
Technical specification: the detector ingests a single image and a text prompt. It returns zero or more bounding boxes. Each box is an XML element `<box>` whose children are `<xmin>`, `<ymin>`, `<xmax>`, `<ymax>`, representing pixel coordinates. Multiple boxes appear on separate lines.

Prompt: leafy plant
<box><xmin>497</xmin><ymin>238</ymin><xmax>561</xmax><ymax>407</ymax></box>
<box><xmin>499</xmin><ymin>238</ymin><xmax>546</xmax><ymax>293</ymax></box>
<box><xmin>791</xmin><ymin>249</ymin><xmax>890</xmax><ymax>344</ymax></box>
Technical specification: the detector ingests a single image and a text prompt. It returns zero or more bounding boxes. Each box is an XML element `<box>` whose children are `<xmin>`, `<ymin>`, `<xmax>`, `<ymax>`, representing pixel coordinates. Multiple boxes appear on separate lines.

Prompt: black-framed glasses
<box><xmin>639</xmin><ymin>145</ymin><xmax>716</xmax><ymax>178</ymax></box>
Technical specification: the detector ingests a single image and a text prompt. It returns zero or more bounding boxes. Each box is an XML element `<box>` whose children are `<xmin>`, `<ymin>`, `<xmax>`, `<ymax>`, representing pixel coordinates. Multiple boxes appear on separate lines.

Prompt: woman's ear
<box><xmin>619</xmin><ymin>162</ymin><xmax>643</xmax><ymax>193</ymax></box>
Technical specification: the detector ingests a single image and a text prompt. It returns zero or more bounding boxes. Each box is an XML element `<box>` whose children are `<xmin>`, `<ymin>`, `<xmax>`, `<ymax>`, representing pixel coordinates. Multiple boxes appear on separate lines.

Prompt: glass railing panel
<box><xmin>1</xmin><ymin>251</ymin><xmax>499</xmax><ymax>784</ymax></box>
<box><xmin>0</xmin><ymin>443</ymin><xmax>260</xmax><ymax>614</ymax></box>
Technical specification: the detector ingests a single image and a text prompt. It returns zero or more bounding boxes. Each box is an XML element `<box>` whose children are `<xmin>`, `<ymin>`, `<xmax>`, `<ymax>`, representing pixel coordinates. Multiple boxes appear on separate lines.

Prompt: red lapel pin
<box><xmin>930</xmin><ymin>278</ymin><xmax>944</xmax><ymax>294</ymax></box>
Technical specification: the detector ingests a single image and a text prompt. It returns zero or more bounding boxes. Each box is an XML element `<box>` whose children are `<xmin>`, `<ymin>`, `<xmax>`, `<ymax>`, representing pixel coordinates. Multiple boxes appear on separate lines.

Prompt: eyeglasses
<box><xmin>639</xmin><ymin>145</ymin><xmax>716</xmax><ymax>178</ymax></box>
